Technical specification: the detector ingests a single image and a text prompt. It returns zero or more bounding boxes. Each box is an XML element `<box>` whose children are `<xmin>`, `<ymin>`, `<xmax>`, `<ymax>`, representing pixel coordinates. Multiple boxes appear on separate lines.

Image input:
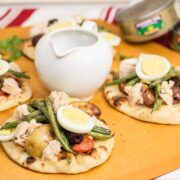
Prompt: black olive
<box><xmin>47</xmin><ymin>19</ymin><xmax>58</xmax><ymax>26</ymax></box>
<box><xmin>172</xmin><ymin>86</ymin><xmax>180</xmax><ymax>104</ymax></box>
<box><xmin>64</xmin><ymin>130</ymin><xmax>84</xmax><ymax>145</ymax></box>
<box><xmin>32</xmin><ymin>34</ymin><xmax>44</xmax><ymax>47</ymax></box>
<box><xmin>171</xmin><ymin>77</ymin><xmax>180</xmax><ymax>87</ymax></box>
<box><xmin>0</xmin><ymin>79</ymin><xmax>3</xmax><ymax>89</ymax></box>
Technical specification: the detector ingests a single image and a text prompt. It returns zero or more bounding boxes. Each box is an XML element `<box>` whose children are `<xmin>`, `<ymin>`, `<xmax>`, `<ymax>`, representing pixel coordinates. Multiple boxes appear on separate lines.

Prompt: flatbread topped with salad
<box><xmin>23</xmin><ymin>18</ymin><xmax>60</xmax><ymax>60</ymax></box>
<box><xmin>0</xmin><ymin>59</ymin><xmax>32</xmax><ymax>111</ymax></box>
<box><xmin>104</xmin><ymin>53</ymin><xmax>180</xmax><ymax>125</ymax></box>
<box><xmin>23</xmin><ymin>18</ymin><xmax>120</xmax><ymax>60</ymax></box>
<box><xmin>0</xmin><ymin>91</ymin><xmax>114</xmax><ymax>174</ymax></box>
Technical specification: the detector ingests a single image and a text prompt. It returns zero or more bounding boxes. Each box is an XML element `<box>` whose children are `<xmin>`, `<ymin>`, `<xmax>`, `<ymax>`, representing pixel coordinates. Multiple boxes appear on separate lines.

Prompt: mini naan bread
<box><xmin>0</xmin><ymin>81</ymin><xmax>32</xmax><ymax>112</ymax></box>
<box><xmin>104</xmin><ymin>71</ymin><xmax>180</xmax><ymax>125</ymax></box>
<box><xmin>22</xmin><ymin>40</ymin><xmax>35</xmax><ymax>60</ymax></box>
<box><xmin>1</xmin><ymin>117</ymin><xmax>114</xmax><ymax>174</ymax></box>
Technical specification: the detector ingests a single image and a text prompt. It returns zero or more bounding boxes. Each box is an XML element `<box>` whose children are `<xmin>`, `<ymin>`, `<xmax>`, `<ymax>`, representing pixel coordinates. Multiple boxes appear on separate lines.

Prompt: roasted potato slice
<box><xmin>25</xmin><ymin>125</ymin><xmax>53</xmax><ymax>158</ymax></box>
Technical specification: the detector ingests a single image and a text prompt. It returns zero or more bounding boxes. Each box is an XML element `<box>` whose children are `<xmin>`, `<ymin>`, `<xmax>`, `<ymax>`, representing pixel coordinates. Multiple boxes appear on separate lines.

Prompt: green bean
<box><xmin>150</xmin><ymin>68</ymin><xmax>178</xmax><ymax>88</ymax></box>
<box><xmin>8</xmin><ymin>69</ymin><xmax>30</xmax><ymax>79</ymax></box>
<box><xmin>45</xmin><ymin>98</ymin><xmax>74</xmax><ymax>154</ymax></box>
<box><xmin>106</xmin><ymin>72</ymin><xmax>137</xmax><ymax>86</ymax></box>
<box><xmin>151</xmin><ymin>98</ymin><xmax>162</xmax><ymax>113</ymax></box>
<box><xmin>30</xmin><ymin>101</ymin><xmax>50</xmax><ymax>120</ymax></box>
<box><xmin>22</xmin><ymin>110</ymin><xmax>42</xmax><ymax>121</ymax></box>
<box><xmin>88</xmin><ymin>131</ymin><xmax>114</xmax><ymax>140</ymax></box>
<box><xmin>0</xmin><ymin>121</ymin><xmax>19</xmax><ymax>130</ymax></box>
<box><xmin>1</xmin><ymin>115</ymin><xmax>48</xmax><ymax>130</ymax></box>
<box><xmin>126</xmin><ymin>77</ymin><xmax>141</xmax><ymax>86</ymax></box>
<box><xmin>151</xmin><ymin>84</ymin><xmax>162</xmax><ymax>113</ymax></box>
<box><xmin>34</xmin><ymin>115</ymin><xmax>48</xmax><ymax>123</ymax></box>
<box><xmin>92</xmin><ymin>126</ymin><xmax>111</xmax><ymax>135</ymax></box>
<box><xmin>27</xmin><ymin>105</ymin><xmax>36</xmax><ymax>113</ymax></box>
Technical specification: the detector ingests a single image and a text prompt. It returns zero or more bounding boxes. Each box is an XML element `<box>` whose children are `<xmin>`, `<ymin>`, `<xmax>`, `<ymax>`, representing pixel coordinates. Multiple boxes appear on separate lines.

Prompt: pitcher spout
<box><xmin>48</xmin><ymin>28</ymin><xmax>98</xmax><ymax>58</ymax></box>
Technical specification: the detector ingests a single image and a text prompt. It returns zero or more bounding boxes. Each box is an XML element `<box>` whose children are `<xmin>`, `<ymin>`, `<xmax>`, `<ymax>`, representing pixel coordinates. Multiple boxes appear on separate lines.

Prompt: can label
<box><xmin>136</xmin><ymin>16</ymin><xmax>164</xmax><ymax>36</ymax></box>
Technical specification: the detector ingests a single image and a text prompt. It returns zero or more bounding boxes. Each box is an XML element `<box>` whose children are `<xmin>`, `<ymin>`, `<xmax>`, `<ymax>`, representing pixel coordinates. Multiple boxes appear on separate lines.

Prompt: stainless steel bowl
<box><xmin>116</xmin><ymin>0</ymin><xmax>178</xmax><ymax>43</ymax></box>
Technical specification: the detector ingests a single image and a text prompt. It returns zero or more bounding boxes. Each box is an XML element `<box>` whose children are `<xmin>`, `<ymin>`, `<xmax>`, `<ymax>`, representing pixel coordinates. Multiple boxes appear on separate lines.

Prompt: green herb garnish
<box><xmin>66</xmin><ymin>157</ymin><xmax>72</xmax><ymax>165</ymax></box>
<box><xmin>0</xmin><ymin>36</ymin><xmax>24</xmax><ymax>62</ymax></box>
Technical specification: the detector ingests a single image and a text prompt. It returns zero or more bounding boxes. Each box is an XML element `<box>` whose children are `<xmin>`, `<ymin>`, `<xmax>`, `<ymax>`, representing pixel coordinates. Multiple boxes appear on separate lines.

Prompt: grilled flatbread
<box><xmin>2</xmin><ymin>117</ymin><xmax>114</xmax><ymax>174</ymax></box>
<box><xmin>1</xmin><ymin>95</ymin><xmax>114</xmax><ymax>174</ymax></box>
<box><xmin>104</xmin><ymin>72</ymin><xmax>180</xmax><ymax>125</ymax></box>
<box><xmin>0</xmin><ymin>81</ymin><xmax>32</xmax><ymax>112</ymax></box>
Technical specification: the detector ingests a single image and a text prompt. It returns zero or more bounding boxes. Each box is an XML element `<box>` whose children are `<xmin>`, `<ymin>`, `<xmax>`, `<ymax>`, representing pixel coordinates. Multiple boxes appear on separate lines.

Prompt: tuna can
<box><xmin>116</xmin><ymin>0</ymin><xmax>178</xmax><ymax>43</ymax></box>
<box><xmin>170</xmin><ymin>21</ymin><xmax>180</xmax><ymax>52</ymax></box>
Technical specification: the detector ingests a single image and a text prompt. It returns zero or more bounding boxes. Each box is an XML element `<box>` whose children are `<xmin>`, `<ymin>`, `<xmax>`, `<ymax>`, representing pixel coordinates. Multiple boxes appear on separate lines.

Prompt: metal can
<box><xmin>116</xmin><ymin>0</ymin><xmax>178</xmax><ymax>43</ymax></box>
<box><xmin>170</xmin><ymin>21</ymin><xmax>180</xmax><ymax>52</ymax></box>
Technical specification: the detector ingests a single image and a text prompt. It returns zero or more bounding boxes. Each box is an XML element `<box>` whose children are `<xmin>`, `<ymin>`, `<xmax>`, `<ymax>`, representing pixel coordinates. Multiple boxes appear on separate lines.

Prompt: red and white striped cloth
<box><xmin>0</xmin><ymin>4</ymin><xmax>124</xmax><ymax>28</ymax></box>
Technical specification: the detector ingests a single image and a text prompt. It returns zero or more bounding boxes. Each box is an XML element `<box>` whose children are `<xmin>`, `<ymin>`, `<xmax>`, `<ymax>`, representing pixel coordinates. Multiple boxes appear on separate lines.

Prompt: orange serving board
<box><xmin>0</xmin><ymin>21</ymin><xmax>180</xmax><ymax>180</ymax></box>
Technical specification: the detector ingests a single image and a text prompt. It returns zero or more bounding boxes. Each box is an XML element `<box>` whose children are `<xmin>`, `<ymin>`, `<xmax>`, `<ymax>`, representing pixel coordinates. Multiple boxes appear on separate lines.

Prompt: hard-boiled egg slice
<box><xmin>136</xmin><ymin>54</ymin><xmax>171</xmax><ymax>81</ymax></box>
<box><xmin>0</xmin><ymin>59</ymin><xmax>9</xmax><ymax>76</ymax></box>
<box><xmin>100</xmin><ymin>32</ymin><xmax>121</xmax><ymax>46</ymax></box>
<box><xmin>0</xmin><ymin>128</ymin><xmax>15</xmax><ymax>141</ymax></box>
<box><xmin>57</xmin><ymin>105</ymin><xmax>95</xmax><ymax>134</ymax></box>
<box><xmin>48</xmin><ymin>19</ymin><xmax>77</xmax><ymax>32</ymax></box>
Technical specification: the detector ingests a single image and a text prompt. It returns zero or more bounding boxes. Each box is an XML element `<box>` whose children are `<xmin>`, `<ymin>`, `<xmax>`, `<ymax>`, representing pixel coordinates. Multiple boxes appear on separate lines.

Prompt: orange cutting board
<box><xmin>0</xmin><ymin>21</ymin><xmax>180</xmax><ymax>180</ymax></box>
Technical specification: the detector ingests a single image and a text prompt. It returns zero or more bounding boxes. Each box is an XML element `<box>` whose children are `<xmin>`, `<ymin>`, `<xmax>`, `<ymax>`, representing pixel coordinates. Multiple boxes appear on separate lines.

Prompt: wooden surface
<box><xmin>0</xmin><ymin>22</ymin><xmax>180</xmax><ymax>180</ymax></box>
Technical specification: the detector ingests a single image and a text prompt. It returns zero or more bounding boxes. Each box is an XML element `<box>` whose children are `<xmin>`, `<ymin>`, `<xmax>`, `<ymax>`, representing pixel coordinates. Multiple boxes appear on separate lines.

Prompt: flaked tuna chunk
<box><xmin>160</xmin><ymin>80</ymin><xmax>174</xmax><ymax>106</ymax></box>
<box><xmin>42</xmin><ymin>140</ymin><xmax>61</xmax><ymax>160</ymax></box>
<box><xmin>124</xmin><ymin>83</ymin><xmax>144</xmax><ymax>105</ymax></box>
<box><xmin>14</xmin><ymin>120</ymin><xmax>42</xmax><ymax>147</ymax></box>
<box><xmin>2</xmin><ymin>78</ymin><xmax>22</xmax><ymax>95</ymax></box>
<box><xmin>13</xmin><ymin>104</ymin><xmax>30</xmax><ymax>119</ymax></box>
<box><xmin>49</xmin><ymin>91</ymin><xmax>70</xmax><ymax>112</ymax></box>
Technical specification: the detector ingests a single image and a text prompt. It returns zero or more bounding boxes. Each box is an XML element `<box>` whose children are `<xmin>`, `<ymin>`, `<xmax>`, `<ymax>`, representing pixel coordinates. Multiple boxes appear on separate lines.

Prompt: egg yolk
<box><xmin>50</xmin><ymin>21</ymin><xmax>73</xmax><ymax>30</ymax></box>
<box><xmin>103</xmin><ymin>33</ymin><xmax>114</xmax><ymax>41</ymax></box>
<box><xmin>142</xmin><ymin>57</ymin><xmax>166</xmax><ymax>76</ymax></box>
<box><xmin>62</xmin><ymin>107</ymin><xmax>89</xmax><ymax>125</ymax></box>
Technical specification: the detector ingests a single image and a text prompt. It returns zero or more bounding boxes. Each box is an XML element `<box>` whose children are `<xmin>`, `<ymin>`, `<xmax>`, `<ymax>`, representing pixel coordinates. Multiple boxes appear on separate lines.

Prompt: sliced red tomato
<box><xmin>0</xmin><ymin>91</ymin><xmax>5</xmax><ymax>96</ymax></box>
<box><xmin>72</xmin><ymin>135</ymin><xmax>94</xmax><ymax>153</ymax></box>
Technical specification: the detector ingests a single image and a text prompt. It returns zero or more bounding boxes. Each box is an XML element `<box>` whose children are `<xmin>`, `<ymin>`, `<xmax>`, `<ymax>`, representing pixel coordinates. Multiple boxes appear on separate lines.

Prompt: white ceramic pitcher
<box><xmin>35</xmin><ymin>26</ymin><xmax>113</xmax><ymax>100</ymax></box>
